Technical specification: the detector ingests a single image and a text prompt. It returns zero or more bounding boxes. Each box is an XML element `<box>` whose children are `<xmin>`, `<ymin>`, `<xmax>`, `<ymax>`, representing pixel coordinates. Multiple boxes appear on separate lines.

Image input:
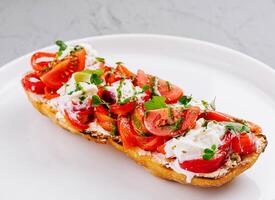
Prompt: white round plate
<box><xmin>0</xmin><ymin>34</ymin><xmax>274</xmax><ymax>200</ymax></box>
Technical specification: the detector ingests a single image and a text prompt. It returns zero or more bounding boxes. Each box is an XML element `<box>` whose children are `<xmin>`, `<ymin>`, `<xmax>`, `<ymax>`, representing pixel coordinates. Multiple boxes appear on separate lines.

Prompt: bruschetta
<box><xmin>22</xmin><ymin>41</ymin><xmax>267</xmax><ymax>187</ymax></box>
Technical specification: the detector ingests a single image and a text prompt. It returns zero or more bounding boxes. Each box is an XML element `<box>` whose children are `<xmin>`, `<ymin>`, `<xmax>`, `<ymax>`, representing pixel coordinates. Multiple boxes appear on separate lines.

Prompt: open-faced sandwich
<box><xmin>22</xmin><ymin>41</ymin><xmax>267</xmax><ymax>187</ymax></box>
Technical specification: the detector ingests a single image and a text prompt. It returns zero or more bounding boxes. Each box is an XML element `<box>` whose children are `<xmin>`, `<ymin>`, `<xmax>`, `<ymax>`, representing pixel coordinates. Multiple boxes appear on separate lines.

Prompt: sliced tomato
<box><xmin>94</xmin><ymin>105</ymin><xmax>109</xmax><ymax>116</ymax></box>
<box><xmin>40</xmin><ymin>58</ymin><xmax>71</xmax><ymax>90</ymax></box>
<box><xmin>157</xmin><ymin>79</ymin><xmax>183</xmax><ymax>103</ymax></box>
<box><xmin>179</xmin><ymin>151</ymin><xmax>227</xmax><ymax>173</ymax></box>
<box><xmin>104</xmin><ymin>69</ymin><xmax>122</xmax><ymax>85</ymax></box>
<box><xmin>110</xmin><ymin>102</ymin><xmax>135</xmax><ymax>115</ymax></box>
<box><xmin>97</xmin><ymin>87</ymin><xmax>116</xmax><ymax>104</ymax></box>
<box><xmin>72</xmin><ymin>48</ymin><xmax>86</xmax><ymax>71</ymax></box>
<box><xmin>131</xmin><ymin>105</ymin><xmax>149</xmax><ymax>135</ymax></box>
<box><xmin>144</xmin><ymin>106</ymin><xmax>200</xmax><ymax>136</ymax></box>
<box><xmin>231</xmin><ymin>133</ymin><xmax>256</xmax><ymax>155</ymax></box>
<box><xmin>136</xmin><ymin>70</ymin><xmax>151</xmax><ymax>87</ymax></box>
<box><xmin>202</xmin><ymin>111</ymin><xmax>234</xmax><ymax>122</ymax></box>
<box><xmin>44</xmin><ymin>87</ymin><xmax>60</xmax><ymax>100</ymax></box>
<box><xmin>21</xmin><ymin>72</ymin><xmax>46</xmax><ymax>94</ymax></box>
<box><xmin>156</xmin><ymin>143</ymin><xmax>166</xmax><ymax>154</ymax></box>
<box><xmin>64</xmin><ymin>109</ymin><xmax>90</xmax><ymax>131</ymax></box>
<box><xmin>95</xmin><ymin>112</ymin><xmax>116</xmax><ymax>132</ymax></box>
<box><xmin>31</xmin><ymin>52</ymin><xmax>56</xmax><ymax>72</ymax></box>
<box><xmin>116</xmin><ymin>64</ymin><xmax>136</xmax><ymax>79</ymax></box>
<box><xmin>135</xmin><ymin>135</ymin><xmax>165</xmax><ymax>151</ymax></box>
<box><xmin>117</xmin><ymin>116</ymin><xmax>137</xmax><ymax>148</ymax></box>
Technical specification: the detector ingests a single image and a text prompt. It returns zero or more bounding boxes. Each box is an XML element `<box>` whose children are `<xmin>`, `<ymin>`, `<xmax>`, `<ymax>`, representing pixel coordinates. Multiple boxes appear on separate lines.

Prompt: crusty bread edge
<box><xmin>26</xmin><ymin>91</ymin><xmax>267</xmax><ymax>187</ymax></box>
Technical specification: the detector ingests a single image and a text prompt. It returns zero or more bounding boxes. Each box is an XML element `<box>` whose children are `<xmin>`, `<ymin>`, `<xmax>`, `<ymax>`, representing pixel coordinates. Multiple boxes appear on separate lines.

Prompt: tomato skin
<box><xmin>135</xmin><ymin>135</ymin><xmax>165</xmax><ymax>151</ymax></box>
<box><xmin>157</xmin><ymin>144</ymin><xmax>166</xmax><ymax>154</ymax></box>
<box><xmin>110</xmin><ymin>102</ymin><xmax>135</xmax><ymax>115</ymax></box>
<box><xmin>31</xmin><ymin>52</ymin><xmax>56</xmax><ymax>72</ymax></box>
<box><xmin>64</xmin><ymin>110</ymin><xmax>90</xmax><ymax>131</ymax></box>
<box><xmin>179</xmin><ymin>151</ymin><xmax>227</xmax><ymax>173</ymax></box>
<box><xmin>231</xmin><ymin>133</ymin><xmax>256</xmax><ymax>155</ymax></box>
<box><xmin>95</xmin><ymin>112</ymin><xmax>116</xmax><ymax>132</ymax></box>
<box><xmin>136</xmin><ymin>69</ymin><xmax>151</xmax><ymax>88</ymax></box>
<box><xmin>131</xmin><ymin>105</ymin><xmax>149</xmax><ymax>135</ymax></box>
<box><xmin>21</xmin><ymin>72</ymin><xmax>46</xmax><ymax>94</ymax></box>
<box><xmin>44</xmin><ymin>87</ymin><xmax>60</xmax><ymax>100</ymax></box>
<box><xmin>157</xmin><ymin>79</ymin><xmax>183</xmax><ymax>103</ymax></box>
<box><xmin>202</xmin><ymin>111</ymin><xmax>234</xmax><ymax>122</ymax></box>
<box><xmin>94</xmin><ymin>105</ymin><xmax>109</xmax><ymax>115</ymax></box>
<box><xmin>144</xmin><ymin>106</ymin><xmax>200</xmax><ymax>137</ymax></box>
<box><xmin>72</xmin><ymin>48</ymin><xmax>86</xmax><ymax>71</ymax></box>
<box><xmin>116</xmin><ymin>64</ymin><xmax>136</xmax><ymax>79</ymax></box>
<box><xmin>117</xmin><ymin>116</ymin><xmax>137</xmax><ymax>148</ymax></box>
<box><xmin>40</xmin><ymin>59</ymin><xmax>71</xmax><ymax>90</ymax></box>
<box><xmin>104</xmin><ymin>69</ymin><xmax>122</xmax><ymax>85</ymax></box>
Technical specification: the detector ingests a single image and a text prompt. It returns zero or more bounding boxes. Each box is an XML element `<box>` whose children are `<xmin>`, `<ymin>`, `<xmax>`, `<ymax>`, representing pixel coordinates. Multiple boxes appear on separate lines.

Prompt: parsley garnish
<box><xmin>95</xmin><ymin>57</ymin><xmax>105</xmax><ymax>63</ymax></box>
<box><xmin>92</xmin><ymin>95</ymin><xmax>102</xmax><ymax>106</ymax></box>
<box><xmin>55</xmin><ymin>40</ymin><xmax>67</xmax><ymax>56</ymax></box>
<box><xmin>90</xmin><ymin>74</ymin><xmax>103</xmax><ymax>85</ymax></box>
<box><xmin>201</xmin><ymin>100</ymin><xmax>209</xmax><ymax>109</ymax></box>
<box><xmin>79</xmin><ymin>95</ymin><xmax>87</xmax><ymax>104</ymax></box>
<box><xmin>144</xmin><ymin>96</ymin><xmax>167</xmax><ymax>111</ymax></box>
<box><xmin>142</xmin><ymin>85</ymin><xmax>150</xmax><ymax>92</ymax></box>
<box><xmin>178</xmin><ymin>95</ymin><xmax>192</xmax><ymax>106</ymax></box>
<box><xmin>75</xmin><ymin>82</ymin><xmax>83</xmax><ymax>92</ymax></box>
<box><xmin>203</xmin><ymin>144</ymin><xmax>217</xmax><ymax>160</ymax></box>
<box><xmin>91</xmin><ymin>95</ymin><xmax>109</xmax><ymax>108</ymax></box>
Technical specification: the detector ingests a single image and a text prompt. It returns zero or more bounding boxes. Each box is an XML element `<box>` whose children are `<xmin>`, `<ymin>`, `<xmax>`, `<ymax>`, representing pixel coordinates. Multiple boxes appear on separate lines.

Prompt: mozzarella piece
<box><xmin>164</xmin><ymin>118</ymin><xmax>226</xmax><ymax>163</ymax></box>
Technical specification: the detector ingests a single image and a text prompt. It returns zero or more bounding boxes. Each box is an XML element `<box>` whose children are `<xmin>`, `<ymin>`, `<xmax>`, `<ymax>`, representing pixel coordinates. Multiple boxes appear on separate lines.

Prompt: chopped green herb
<box><xmin>119</xmin><ymin>97</ymin><xmax>131</xmax><ymax>104</ymax></box>
<box><xmin>142</xmin><ymin>85</ymin><xmax>150</xmax><ymax>92</ymax></box>
<box><xmin>151</xmin><ymin>76</ymin><xmax>158</xmax><ymax>96</ymax></box>
<box><xmin>68</xmin><ymin>91</ymin><xmax>74</xmax><ymax>95</ymax></box>
<box><xmin>116</xmin><ymin>79</ymin><xmax>124</xmax><ymax>103</ymax></box>
<box><xmin>79</xmin><ymin>95</ymin><xmax>87</xmax><ymax>104</ymax></box>
<box><xmin>92</xmin><ymin>95</ymin><xmax>102</xmax><ymax>106</ymax></box>
<box><xmin>202</xmin><ymin>144</ymin><xmax>217</xmax><ymax>160</ymax></box>
<box><xmin>55</xmin><ymin>40</ymin><xmax>67</xmax><ymax>56</ymax></box>
<box><xmin>225</xmin><ymin>122</ymin><xmax>250</xmax><ymax>133</ymax></box>
<box><xmin>144</xmin><ymin>96</ymin><xmax>167</xmax><ymax>111</ymax></box>
<box><xmin>201</xmin><ymin>100</ymin><xmax>209</xmax><ymax>109</ymax></box>
<box><xmin>90</xmin><ymin>74</ymin><xmax>103</xmax><ymax>85</ymax></box>
<box><xmin>116</xmin><ymin>61</ymin><xmax>124</xmax><ymax>65</ymax></box>
<box><xmin>178</xmin><ymin>95</ymin><xmax>192</xmax><ymax>106</ymax></box>
<box><xmin>96</xmin><ymin>57</ymin><xmax>105</xmax><ymax>63</ymax></box>
<box><xmin>75</xmin><ymin>82</ymin><xmax>83</xmax><ymax>92</ymax></box>
<box><xmin>169</xmin><ymin>118</ymin><xmax>183</xmax><ymax>131</ymax></box>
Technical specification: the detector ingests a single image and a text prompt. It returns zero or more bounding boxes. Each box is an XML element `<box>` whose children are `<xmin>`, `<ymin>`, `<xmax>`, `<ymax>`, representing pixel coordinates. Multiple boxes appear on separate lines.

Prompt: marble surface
<box><xmin>1</xmin><ymin>0</ymin><xmax>275</xmax><ymax>68</ymax></box>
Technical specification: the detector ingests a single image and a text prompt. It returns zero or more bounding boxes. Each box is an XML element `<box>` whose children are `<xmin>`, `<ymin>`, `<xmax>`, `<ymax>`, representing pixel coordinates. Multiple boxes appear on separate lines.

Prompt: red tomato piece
<box><xmin>179</xmin><ymin>151</ymin><xmax>227</xmax><ymax>173</ymax></box>
<box><xmin>64</xmin><ymin>109</ymin><xmax>90</xmax><ymax>131</ymax></box>
<box><xmin>136</xmin><ymin>69</ymin><xmax>151</xmax><ymax>88</ymax></box>
<box><xmin>131</xmin><ymin>105</ymin><xmax>149</xmax><ymax>135</ymax></box>
<box><xmin>94</xmin><ymin>105</ymin><xmax>109</xmax><ymax>116</ymax></box>
<box><xmin>117</xmin><ymin>116</ymin><xmax>137</xmax><ymax>148</ymax></box>
<box><xmin>95</xmin><ymin>112</ymin><xmax>116</xmax><ymax>132</ymax></box>
<box><xmin>44</xmin><ymin>87</ymin><xmax>60</xmax><ymax>100</ymax></box>
<box><xmin>72</xmin><ymin>48</ymin><xmax>86</xmax><ymax>71</ymax></box>
<box><xmin>21</xmin><ymin>72</ymin><xmax>46</xmax><ymax>94</ymax></box>
<box><xmin>232</xmin><ymin>133</ymin><xmax>256</xmax><ymax>155</ymax></box>
<box><xmin>31</xmin><ymin>52</ymin><xmax>56</xmax><ymax>72</ymax></box>
<box><xmin>40</xmin><ymin>59</ymin><xmax>71</xmax><ymax>90</ymax></box>
<box><xmin>157</xmin><ymin>79</ymin><xmax>183</xmax><ymax>103</ymax></box>
<box><xmin>202</xmin><ymin>111</ymin><xmax>234</xmax><ymax>122</ymax></box>
<box><xmin>144</xmin><ymin>106</ymin><xmax>200</xmax><ymax>137</ymax></box>
<box><xmin>135</xmin><ymin>135</ymin><xmax>165</xmax><ymax>151</ymax></box>
<box><xmin>116</xmin><ymin>64</ymin><xmax>136</xmax><ymax>79</ymax></box>
<box><xmin>110</xmin><ymin>102</ymin><xmax>135</xmax><ymax>115</ymax></box>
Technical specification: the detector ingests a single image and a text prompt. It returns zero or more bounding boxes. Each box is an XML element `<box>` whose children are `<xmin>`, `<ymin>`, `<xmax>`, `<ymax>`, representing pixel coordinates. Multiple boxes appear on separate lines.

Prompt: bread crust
<box><xmin>26</xmin><ymin>91</ymin><xmax>267</xmax><ymax>187</ymax></box>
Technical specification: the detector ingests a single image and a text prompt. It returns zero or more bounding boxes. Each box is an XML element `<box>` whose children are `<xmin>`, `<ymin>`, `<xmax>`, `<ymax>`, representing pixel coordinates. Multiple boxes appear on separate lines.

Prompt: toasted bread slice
<box><xmin>26</xmin><ymin>91</ymin><xmax>267</xmax><ymax>187</ymax></box>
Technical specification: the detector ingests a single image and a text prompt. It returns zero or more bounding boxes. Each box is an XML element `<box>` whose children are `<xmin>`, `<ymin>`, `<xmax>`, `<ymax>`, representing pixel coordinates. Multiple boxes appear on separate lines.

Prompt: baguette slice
<box><xmin>26</xmin><ymin>91</ymin><xmax>267</xmax><ymax>187</ymax></box>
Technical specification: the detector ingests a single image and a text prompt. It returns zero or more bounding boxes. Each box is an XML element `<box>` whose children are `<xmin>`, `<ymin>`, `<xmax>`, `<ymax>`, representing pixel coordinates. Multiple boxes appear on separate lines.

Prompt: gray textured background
<box><xmin>1</xmin><ymin>0</ymin><xmax>275</xmax><ymax>68</ymax></box>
